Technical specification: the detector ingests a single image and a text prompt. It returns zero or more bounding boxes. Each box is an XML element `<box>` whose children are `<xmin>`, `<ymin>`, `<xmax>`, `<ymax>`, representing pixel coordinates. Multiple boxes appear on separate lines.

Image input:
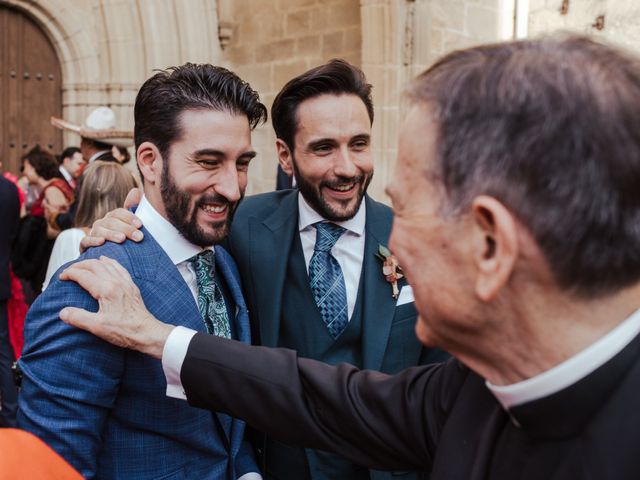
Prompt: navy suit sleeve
<box><xmin>17</xmin><ymin>248</ymin><xmax>128</xmax><ymax>479</ymax></box>
<box><xmin>235</xmin><ymin>438</ymin><xmax>260</xmax><ymax>476</ymax></box>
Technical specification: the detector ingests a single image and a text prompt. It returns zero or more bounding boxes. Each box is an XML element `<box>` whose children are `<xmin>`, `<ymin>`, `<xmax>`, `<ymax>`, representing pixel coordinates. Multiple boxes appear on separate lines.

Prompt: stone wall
<box><xmin>360</xmin><ymin>0</ymin><xmax>506</xmax><ymax>201</ymax></box>
<box><xmin>10</xmin><ymin>0</ymin><xmax>640</xmax><ymax>199</ymax></box>
<box><xmin>528</xmin><ymin>0</ymin><xmax>640</xmax><ymax>52</ymax></box>
<box><xmin>221</xmin><ymin>0</ymin><xmax>362</xmax><ymax>194</ymax></box>
<box><xmin>1</xmin><ymin>0</ymin><xmax>223</xmax><ymax>149</ymax></box>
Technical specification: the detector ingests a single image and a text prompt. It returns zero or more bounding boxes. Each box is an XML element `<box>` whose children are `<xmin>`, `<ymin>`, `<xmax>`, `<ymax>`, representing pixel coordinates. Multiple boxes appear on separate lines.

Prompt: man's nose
<box><xmin>333</xmin><ymin>147</ymin><xmax>358</xmax><ymax>178</ymax></box>
<box><xmin>214</xmin><ymin>164</ymin><xmax>242</xmax><ymax>203</ymax></box>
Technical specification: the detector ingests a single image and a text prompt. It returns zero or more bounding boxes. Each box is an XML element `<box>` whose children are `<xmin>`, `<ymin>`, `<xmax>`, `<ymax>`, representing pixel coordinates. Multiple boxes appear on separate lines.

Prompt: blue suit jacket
<box><xmin>228</xmin><ymin>190</ymin><xmax>447</xmax><ymax>479</ymax></box>
<box><xmin>18</xmin><ymin>229</ymin><xmax>258</xmax><ymax>479</ymax></box>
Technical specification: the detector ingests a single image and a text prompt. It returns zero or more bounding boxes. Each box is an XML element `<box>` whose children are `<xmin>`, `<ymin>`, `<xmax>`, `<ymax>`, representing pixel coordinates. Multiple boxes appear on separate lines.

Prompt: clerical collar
<box><xmin>134</xmin><ymin>196</ymin><xmax>213</xmax><ymax>266</ymax></box>
<box><xmin>487</xmin><ymin>308</ymin><xmax>640</xmax><ymax>410</ymax></box>
<box><xmin>297</xmin><ymin>192</ymin><xmax>366</xmax><ymax>236</ymax></box>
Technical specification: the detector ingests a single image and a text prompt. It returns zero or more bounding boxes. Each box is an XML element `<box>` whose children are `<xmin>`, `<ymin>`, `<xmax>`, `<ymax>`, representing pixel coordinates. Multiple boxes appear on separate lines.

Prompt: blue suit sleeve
<box><xmin>235</xmin><ymin>438</ymin><xmax>260</xmax><ymax>477</ymax></box>
<box><xmin>17</xmin><ymin>257</ymin><xmax>126</xmax><ymax>479</ymax></box>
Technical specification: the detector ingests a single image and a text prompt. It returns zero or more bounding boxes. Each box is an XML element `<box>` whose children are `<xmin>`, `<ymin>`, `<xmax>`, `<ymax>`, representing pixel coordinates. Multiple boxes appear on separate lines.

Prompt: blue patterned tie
<box><xmin>190</xmin><ymin>250</ymin><xmax>232</xmax><ymax>338</ymax></box>
<box><xmin>309</xmin><ymin>222</ymin><xmax>348</xmax><ymax>338</ymax></box>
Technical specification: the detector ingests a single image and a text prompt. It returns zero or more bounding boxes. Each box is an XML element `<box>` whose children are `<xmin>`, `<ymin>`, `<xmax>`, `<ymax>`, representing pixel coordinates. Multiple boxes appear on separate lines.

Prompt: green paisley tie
<box><xmin>190</xmin><ymin>250</ymin><xmax>231</xmax><ymax>339</ymax></box>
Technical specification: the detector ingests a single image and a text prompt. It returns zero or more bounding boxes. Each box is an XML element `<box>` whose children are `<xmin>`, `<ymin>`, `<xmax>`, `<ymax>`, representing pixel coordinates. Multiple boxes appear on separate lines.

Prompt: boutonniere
<box><xmin>375</xmin><ymin>245</ymin><xmax>404</xmax><ymax>299</ymax></box>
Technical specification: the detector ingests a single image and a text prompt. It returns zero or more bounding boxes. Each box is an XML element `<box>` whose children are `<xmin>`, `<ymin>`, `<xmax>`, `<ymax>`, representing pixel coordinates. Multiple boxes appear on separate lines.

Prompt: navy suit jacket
<box><xmin>18</xmin><ymin>229</ymin><xmax>258</xmax><ymax>479</ymax></box>
<box><xmin>0</xmin><ymin>177</ymin><xmax>19</xmax><ymax>301</ymax></box>
<box><xmin>228</xmin><ymin>190</ymin><xmax>446</xmax><ymax>478</ymax></box>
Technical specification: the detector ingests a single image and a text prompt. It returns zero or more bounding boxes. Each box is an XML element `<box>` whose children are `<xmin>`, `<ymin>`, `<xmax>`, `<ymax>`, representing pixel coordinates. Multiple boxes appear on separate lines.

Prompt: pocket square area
<box><xmin>396</xmin><ymin>286</ymin><xmax>414</xmax><ymax>306</ymax></box>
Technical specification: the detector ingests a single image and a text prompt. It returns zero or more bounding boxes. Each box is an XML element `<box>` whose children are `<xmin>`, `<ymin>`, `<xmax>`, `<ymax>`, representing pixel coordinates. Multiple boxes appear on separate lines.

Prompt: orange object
<box><xmin>0</xmin><ymin>429</ymin><xmax>82</xmax><ymax>479</ymax></box>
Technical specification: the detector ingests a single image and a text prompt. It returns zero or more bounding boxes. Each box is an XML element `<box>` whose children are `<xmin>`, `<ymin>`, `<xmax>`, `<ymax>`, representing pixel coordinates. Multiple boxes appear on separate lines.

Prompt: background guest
<box><xmin>43</xmin><ymin>161</ymin><xmax>137</xmax><ymax>290</ymax></box>
<box><xmin>0</xmin><ymin>174</ymin><xmax>20</xmax><ymax>426</ymax></box>
<box><xmin>57</xmin><ymin>146</ymin><xmax>86</xmax><ymax>190</ymax></box>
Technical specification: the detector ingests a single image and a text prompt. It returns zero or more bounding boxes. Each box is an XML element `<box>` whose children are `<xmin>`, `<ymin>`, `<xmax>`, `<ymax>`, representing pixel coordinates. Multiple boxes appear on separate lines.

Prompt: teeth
<box><xmin>201</xmin><ymin>204</ymin><xmax>226</xmax><ymax>213</ymax></box>
<box><xmin>331</xmin><ymin>184</ymin><xmax>355</xmax><ymax>192</ymax></box>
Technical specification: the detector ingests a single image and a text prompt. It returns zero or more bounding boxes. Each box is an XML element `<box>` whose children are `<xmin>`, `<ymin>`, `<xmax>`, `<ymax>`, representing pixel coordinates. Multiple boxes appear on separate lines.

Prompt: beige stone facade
<box><xmin>4</xmin><ymin>0</ymin><xmax>640</xmax><ymax>199</ymax></box>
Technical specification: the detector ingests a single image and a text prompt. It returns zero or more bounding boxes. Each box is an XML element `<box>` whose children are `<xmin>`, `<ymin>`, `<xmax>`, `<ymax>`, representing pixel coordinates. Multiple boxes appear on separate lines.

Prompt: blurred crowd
<box><xmin>0</xmin><ymin>107</ymin><xmax>138</xmax><ymax>429</ymax></box>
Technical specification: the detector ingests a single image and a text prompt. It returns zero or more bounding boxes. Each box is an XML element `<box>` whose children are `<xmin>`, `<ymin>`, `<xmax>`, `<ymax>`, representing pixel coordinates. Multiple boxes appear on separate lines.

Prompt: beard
<box><xmin>292</xmin><ymin>159</ymin><xmax>372</xmax><ymax>222</ymax></box>
<box><xmin>160</xmin><ymin>163</ymin><xmax>242</xmax><ymax>247</ymax></box>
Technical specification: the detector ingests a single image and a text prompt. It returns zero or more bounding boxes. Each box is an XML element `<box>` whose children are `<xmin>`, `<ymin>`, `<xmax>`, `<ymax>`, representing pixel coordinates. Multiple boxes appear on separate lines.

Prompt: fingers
<box><xmin>60</xmin><ymin>307</ymin><xmax>128</xmax><ymax>349</ymax></box>
<box><xmin>60</xmin><ymin>306</ymin><xmax>99</xmax><ymax>333</ymax></box>
<box><xmin>60</xmin><ymin>259</ymin><xmax>115</xmax><ymax>299</ymax></box>
<box><xmin>90</xmin><ymin>212</ymin><xmax>144</xmax><ymax>243</ymax></box>
<box><xmin>124</xmin><ymin>188</ymin><xmax>143</xmax><ymax>210</ymax></box>
<box><xmin>79</xmin><ymin>235</ymin><xmax>106</xmax><ymax>253</ymax></box>
<box><xmin>97</xmin><ymin>256</ymin><xmax>137</xmax><ymax>285</ymax></box>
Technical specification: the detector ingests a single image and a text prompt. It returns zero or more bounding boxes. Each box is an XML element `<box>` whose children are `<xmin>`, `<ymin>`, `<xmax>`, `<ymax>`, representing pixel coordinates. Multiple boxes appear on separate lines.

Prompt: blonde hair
<box><xmin>74</xmin><ymin>161</ymin><xmax>138</xmax><ymax>228</ymax></box>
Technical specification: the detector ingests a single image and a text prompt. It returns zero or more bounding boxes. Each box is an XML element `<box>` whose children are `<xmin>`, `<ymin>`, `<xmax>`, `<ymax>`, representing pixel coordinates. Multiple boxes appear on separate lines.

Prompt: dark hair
<box><xmin>407</xmin><ymin>34</ymin><xmax>640</xmax><ymax>297</ymax></box>
<box><xmin>22</xmin><ymin>146</ymin><xmax>60</xmax><ymax>180</ymax></box>
<box><xmin>60</xmin><ymin>146</ymin><xmax>81</xmax><ymax>164</ymax></box>
<box><xmin>134</xmin><ymin>63</ymin><xmax>267</xmax><ymax>161</ymax></box>
<box><xmin>91</xmin><ymin>140</ymin><xmax>113</xmax><ymax>151</ymax></box>
<box><xmin>271</xmin><ymin>59</ymin><xmax>374</xmax><ymax>150</ymax></box>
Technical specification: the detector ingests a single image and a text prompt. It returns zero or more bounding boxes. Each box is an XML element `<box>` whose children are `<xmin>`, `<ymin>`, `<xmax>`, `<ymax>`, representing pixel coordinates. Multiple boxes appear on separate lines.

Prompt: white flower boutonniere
<box><xmin>375</xmin><ymin>245</ymin><xmax>404</xmax><ymax>299</ymax></box>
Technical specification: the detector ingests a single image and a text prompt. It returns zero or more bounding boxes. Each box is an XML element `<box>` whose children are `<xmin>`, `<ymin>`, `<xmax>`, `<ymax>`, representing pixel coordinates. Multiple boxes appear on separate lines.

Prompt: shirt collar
<box><xmin>88</xmin><ymin>150</ymin><xmax>110</xmax><ymax>164</ymax></box>
<box><xmin>487</xmin><ymin>308</ymin><xmax>640</xmax><ymax>410</ymax></box>
<box><xmin>134</xmin><ymin>196</ymin><xmax>213</xmax><ymax>266</ymax></box>
<box><xmin>297</xmin><ymin>192</ymin><xmax>366</xmax><ymax>236</ymax></box>
<box><xmin>59</xmin><ymin>166</ymin><xmax>73</xmax><ymax>183</ymax></box>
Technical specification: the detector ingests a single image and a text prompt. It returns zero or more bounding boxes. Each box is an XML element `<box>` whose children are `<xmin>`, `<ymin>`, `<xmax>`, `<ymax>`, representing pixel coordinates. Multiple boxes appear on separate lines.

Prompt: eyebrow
<box><xmin>307</xmin><ymin>133</ymin><xmax>371</xmax><ymax>149</ymax></box>
<box><xmin>192</xmin><ymin>149</ymin><xmax>257</xmax><ymax>159</ymax></box>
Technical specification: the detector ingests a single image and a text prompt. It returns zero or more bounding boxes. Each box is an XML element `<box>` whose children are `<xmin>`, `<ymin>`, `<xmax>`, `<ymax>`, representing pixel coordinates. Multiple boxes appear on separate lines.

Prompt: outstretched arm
<box><xmin>61</xmin><ymin>257</ymin><xmax>461</xmax><ymax>473</ymax></box>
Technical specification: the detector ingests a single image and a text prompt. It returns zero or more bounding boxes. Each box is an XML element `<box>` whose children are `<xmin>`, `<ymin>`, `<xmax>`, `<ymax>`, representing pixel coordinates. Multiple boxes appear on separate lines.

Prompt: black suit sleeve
<box><xmin>182</xmin><ymin>333</ymin><xmax>468</xmax><ymax>472</ymax></box>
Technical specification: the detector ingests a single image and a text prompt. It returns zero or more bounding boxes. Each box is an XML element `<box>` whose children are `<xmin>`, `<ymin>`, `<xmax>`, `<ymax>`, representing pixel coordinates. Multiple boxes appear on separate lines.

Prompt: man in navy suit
<box><xmin>18</xmin><ymin>64</ymin><xmax>267</xmax><ymax>479</ymax></box>
<box><xmin>227</xmin><ymin>60</ymin><xmax>447</xmax><ymax>480</ymax></box>
<box><xmin>82</xmin><ymin>60</ymin><xmax>446</xmax><ymax>480</ymax></box>
<box><xmin>0</xmin><ymin>175</ymin><xmax>20</xmax><ymax>427</ymax></box>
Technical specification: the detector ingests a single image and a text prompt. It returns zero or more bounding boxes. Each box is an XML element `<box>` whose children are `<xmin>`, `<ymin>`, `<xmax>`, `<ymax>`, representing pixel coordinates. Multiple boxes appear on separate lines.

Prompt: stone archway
<box><xmin>1</xmin><ymin>3</ymin><xmax>65</xmax><ymax>174</ymax></box>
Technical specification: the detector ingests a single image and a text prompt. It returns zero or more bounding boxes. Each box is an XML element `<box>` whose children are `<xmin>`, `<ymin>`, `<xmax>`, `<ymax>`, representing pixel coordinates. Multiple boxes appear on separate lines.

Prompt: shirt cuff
<box><xmin>238</xmin><ymin>473</ymin><xmax>263</xmax><ymax>480</ymax></box>
<box><xmin>162</xmin><ymin>326</ymin><xmax>197</xmax><ymax>400</ymax></box>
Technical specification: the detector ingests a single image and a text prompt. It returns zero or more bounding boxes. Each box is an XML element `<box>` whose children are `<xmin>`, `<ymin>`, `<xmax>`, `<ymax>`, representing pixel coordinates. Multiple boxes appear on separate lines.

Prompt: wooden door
<box><xmin>0</xmin><ymin>5</ymin><xmax>62</xmax><ymax>176</ymax></box>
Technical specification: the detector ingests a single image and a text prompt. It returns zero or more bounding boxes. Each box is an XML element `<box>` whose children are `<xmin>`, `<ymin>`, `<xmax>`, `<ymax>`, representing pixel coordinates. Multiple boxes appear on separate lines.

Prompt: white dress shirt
<box><xmin>297</xmin><ymin>193</ymin><xmax>366</xmax><ymax>320</ymax></box>
<box><xmin>139</xmin><ymin>197</ymin><xmax>261</xmax><ymax>480</ymax></box>
<box><xmin>58</xmin><ymin>165</ymin><xmax>74</xmax><ymax>186</ymax></box>
<box><xmin>487</xmin><ymin>308</ymin><xmax>640</xmax><ymax>409</ymax></box>
<box><xmin>88</xmin><ymin>149</ymin><xmax>111</xmax><ymax>164</ymax></box>
<box><xmin>135</xmin><ymin>196</ymin><xmax>211</xmax><ymax>305</ymax></box>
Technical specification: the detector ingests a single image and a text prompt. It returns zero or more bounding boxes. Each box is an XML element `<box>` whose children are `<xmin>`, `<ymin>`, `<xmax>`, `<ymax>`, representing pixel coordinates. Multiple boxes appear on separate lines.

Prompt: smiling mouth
<box><xmin>325</xmin><ymin>182</ymin><xmax>357</xmax><ymax>193</ymax></box>
<box><xmin>200</xmin><ymin>203</ymin><xmax>228</xmax><ymax>214</ymax></box>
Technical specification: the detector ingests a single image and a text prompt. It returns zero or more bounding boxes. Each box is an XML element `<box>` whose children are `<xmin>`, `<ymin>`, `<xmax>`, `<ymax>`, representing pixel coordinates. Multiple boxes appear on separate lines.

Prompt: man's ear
<box><xmin>136</xmin><ymin>142</ymin><xmax>162</xmax><ymax>185</ymax></box>
<box><xmin>470</xmin><ymin>195</ymin><xmax>519</xmax><ymax>302</ymax></box>
<box><xmin>275</xmin><ymin>139</ymin><xmax>294</xmax><ymax>176</ymax></box>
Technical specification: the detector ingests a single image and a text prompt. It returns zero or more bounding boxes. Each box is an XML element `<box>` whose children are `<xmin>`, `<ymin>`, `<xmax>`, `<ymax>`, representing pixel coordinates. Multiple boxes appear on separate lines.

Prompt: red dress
<box><xmin>30</xmin><ymin>178</ymin><xmax>74</xmax><ymax>218</ymax></box>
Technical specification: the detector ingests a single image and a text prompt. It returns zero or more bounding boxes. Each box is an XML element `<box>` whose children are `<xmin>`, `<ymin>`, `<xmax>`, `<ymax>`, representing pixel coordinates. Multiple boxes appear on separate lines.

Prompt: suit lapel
<box><xmin>249</xmin><ymin>191</ymin><xmax>299</xmax><ymax>347</ymax></box>
<box><xmin>134</xmin><ymin>227</ymin><xmax>203</xmax><ymax>333</ymax></box>
<box><xmin>360</xmin><ymin>196</ymin><xmax>397</xmax><ymax>371</ymax></box>
<box><xmin>214</xmin><ymin>246</ymin><xmax>251</xmax><ymax>344</ymax></box>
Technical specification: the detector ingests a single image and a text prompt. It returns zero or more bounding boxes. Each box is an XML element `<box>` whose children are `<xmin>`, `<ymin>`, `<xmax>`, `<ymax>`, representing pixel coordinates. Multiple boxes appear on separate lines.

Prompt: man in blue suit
<box><xmin>85</xmin><ymin>60</ymin><xmax>447</xmax><ymax>480</ymax></box>
<box><xmin>18</xmin><ymin>64</ymin><xmax>267</xmax><ymax>480</ymax></box>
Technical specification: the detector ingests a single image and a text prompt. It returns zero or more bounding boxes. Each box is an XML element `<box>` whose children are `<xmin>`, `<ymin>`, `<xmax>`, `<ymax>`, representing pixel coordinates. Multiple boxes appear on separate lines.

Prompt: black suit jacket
<box><xmin>0</xmin><ymin>176</ymin><xmax>20</xmax><ymax>301</ymax></box>
<box><xmin>181</xmin><ymin>330</ymin><xmax>640</xmax><ymax>479</ymax></box>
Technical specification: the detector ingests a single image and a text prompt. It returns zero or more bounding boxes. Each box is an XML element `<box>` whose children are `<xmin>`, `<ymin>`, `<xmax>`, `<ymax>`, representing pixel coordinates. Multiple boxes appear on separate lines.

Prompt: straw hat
<box><xmin>51</xmin><ymin>107</ymin><xmax>133</xmax><ymax>147</ymax></box>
